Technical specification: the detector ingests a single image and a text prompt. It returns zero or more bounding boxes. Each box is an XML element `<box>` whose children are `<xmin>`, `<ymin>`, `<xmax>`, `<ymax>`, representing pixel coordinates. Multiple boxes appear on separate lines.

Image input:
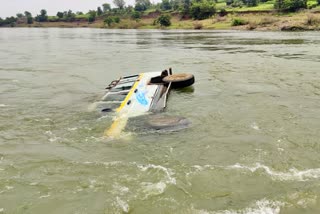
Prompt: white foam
<box><xmin>297</xmin><ymin>196</ymin><xmax>317</xmax><ymax>208</ymax></box>
<box><xmin>5</xmin><ymin>186</ymin><xmax>13</xmax><ymax>190</ymax></box>
<box><xmin>116</xmin><ymin>197</ymin><xmax>129</xmax><ymax>213</ymax></box>
<box><xmin>45</xmin><ymin>131</ymin><xmax>60</xmax><ymax>142</ymax></box>
<box><xmin>79</xmin><ymin>161</ymin><xmax>176</xmax><ymax>198</ymax></box>
<box><xmin>113</xmin><ymin>183</ymin><xmax>129</xmax><ymax>195</ymax></box>
<box><xmin>0</xmin><ymin>104</ymin><xmax>6</xmax><ymax>107</ymax></box>
<box><xmin>0</xmin><ymin>208</ymin><xmax>4</xmax><ymax>213</ymax></box>
<box><xmin>68</xmin><ymin>127</ymin><xmax>78</xmax><ymax>131</ymax></box>
<box><xmin>39</xmin><ymin>194</ymin><xmax>50</xmax><ymax>199</ymax></box>
<box><xmin>89</xmin><ymin>179</ymin><xmax>96</xmax><ymax>189</ymax></box>
<box><xmin>228</xmin><ymin>163</ymin><xmax>320</xmax><ymax>181</ymax></box>
<box><xmin>137</xmin><ymin>163</ymin><xmax>176</xmax><ymax>184</ymax></box>
<box><xmin>45</xmin><ymin>131</ymin><xmax>52</xmax><ymax>135</ymax></box>
<box><xmin>193</xmin><ymin>199</ymin><xmax>284</xmax><ymax>214</ymax></box>
<box><xmin>193</xmin><ymin>165</ymin><xmax>214</xmax><ymax>171</ymax></box>
<box><xmin>219</xmin><ymin>199</ymin><xmax>284</xmax><ymax>214</ymax></box>
<box><xmin>141</xmin><ymin>181</ymin><xmax>167</xmax><ymax>197</ymax></box>
<box><xmin>250</xmin><ymin>122</ymin><xmax>260</xmax><ymax>131</ymax></box>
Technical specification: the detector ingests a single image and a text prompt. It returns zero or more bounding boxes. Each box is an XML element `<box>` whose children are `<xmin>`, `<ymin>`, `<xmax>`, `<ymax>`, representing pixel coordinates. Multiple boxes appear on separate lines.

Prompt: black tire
<box><xmin>162</xmin><ymin>73</ymin><xmax>195</xmax><ymax>89</ymax></box>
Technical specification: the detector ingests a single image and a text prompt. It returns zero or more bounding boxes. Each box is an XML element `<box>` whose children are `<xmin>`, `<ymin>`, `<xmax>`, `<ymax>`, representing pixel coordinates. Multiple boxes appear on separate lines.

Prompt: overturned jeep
<box><xmin>95</xmin><ymin>68</ymin><xmax>195</xmax><ymax>138</ymax></box>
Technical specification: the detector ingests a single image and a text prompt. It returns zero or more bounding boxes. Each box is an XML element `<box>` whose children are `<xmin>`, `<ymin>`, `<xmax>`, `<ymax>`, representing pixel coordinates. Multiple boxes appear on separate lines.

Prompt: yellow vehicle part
<box><xmin>104</xmin><ymin>73</ymin><xmax>144</xmax><ymax>138</ymax></box>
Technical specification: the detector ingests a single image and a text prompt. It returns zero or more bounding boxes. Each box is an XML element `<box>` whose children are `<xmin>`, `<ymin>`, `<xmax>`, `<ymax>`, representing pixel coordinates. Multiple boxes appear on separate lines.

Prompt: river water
<box><xmin>1</xmin><ymin>28</ymin><xmax>320</xmax><ymax>213</ymax></box>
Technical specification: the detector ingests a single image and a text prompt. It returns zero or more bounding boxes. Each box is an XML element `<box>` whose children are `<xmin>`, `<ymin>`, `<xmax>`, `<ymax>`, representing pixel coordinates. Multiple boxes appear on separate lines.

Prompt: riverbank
<box><xmin>7</xmin><ymin>10</ymin><xmax>320</xmax><ymax>31</ymax></box>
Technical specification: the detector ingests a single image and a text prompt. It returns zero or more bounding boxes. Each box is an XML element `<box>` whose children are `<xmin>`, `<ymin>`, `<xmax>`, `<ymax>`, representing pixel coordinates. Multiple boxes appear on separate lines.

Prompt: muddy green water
<box><xmin>1</xmin><ymin>29</ymin><xmax>320</xmax><ymax>213</ymax></box>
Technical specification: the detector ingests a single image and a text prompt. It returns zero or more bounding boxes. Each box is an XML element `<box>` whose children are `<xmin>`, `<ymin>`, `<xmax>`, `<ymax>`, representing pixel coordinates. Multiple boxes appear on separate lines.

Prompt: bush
<box><xmin>190</xmin><ymin>0</ymin><xmax>216</xmax><ymax>20</ymax></box>
<box><xmin>131</xmin><ymin>11</ymin><xmax>141</xmax><ymax>20</ymax></box>
<box><xmin>103</xmin><ymin>16</ymin><xmax>121</xmax><ymax>26</ymax></box>
<box><xmin>104</xmin><ymin>17</ymin><xmax>114</xmax><ymax>26</ymax></box>
<box><xmin>156</xmin><ymin>14</ymin><xmax>171</xmax><ymax>26</ymax></box>
<box><xmin>246</xmin><ymin>0</ymin><xmax>258</xmax><ymax>7</ymax></box>
<box><xmin>114</xmin><ymin>16</ymin><xmax>121</xmax><ymax>23</ymax></box>
<box><xmin>88</xmin><ymin>15</ymin><xmax>95</xmax><ymax>23</ymax></box>
<box><xmin>232</xmin><ymin>18</ymin><xmax>248</xmax><ymax>26</ymax></box>
<box><xmin>48</xmin><ymin>16</ymin><xmax>60</xmax><ymax>22</ymax></box>
<box><xmin>88</xmin><ymin>11</ymin><xmax>96</xmax><ymax>23</ymax></box>
<box><xmin>307</xmin><ymin>1</ymin><xmax>318</xmax><ymax>9</ymax></box>
<box><xmin>231</xmin><ymin>0</ymin><xmax>244</xmax><ymax>7</ymax></box>
<box><xmin>274</xmin><ymin>0</ymin><xmax>307</xmax><ymax>12</ymax></box>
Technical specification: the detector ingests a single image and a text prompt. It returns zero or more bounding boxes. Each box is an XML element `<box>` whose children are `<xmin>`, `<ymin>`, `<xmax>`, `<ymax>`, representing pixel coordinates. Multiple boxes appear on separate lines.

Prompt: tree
<box><xmin>190</xmin><ymin>0</ymin><xmax>216</xmax><ymax>20</ymax></box>
<box><xmin>245</xmin><ymin>0</ymin><xmax>258</xmax><ymax>7</ymax></box>
<box><xmin>161</xmin><ymin>0</ymin><xmax>172</xmax><ymax>10</ymax></box>
<box><xmin>156</xmin><ymin>14</ymin><xmax>171</xmax><ymax>26</ymax></box>
<box><xmin>40</xmin><ymin>9</ymin><xmax>48</xmax><ymax>21</ymax></box>
<box><xmin>274</xmin><ymin>0</ymin><xmax>307</xmax><ymax>11</ymax></box>
<box><xmin>88</xmin><ymin>10</ymin><xmax>96</xmax><ymax>23</ymax></box>
<box><xmin>24</xmin><ymin>11</ymin><xmax>33</xmax><ymax>24</ymax></box>
<box><xmin>171</xmin><ymin>0</ymin><xmax>181</xmax><ymax>10</ymax></box>
<box><xmin>103</xmin><ymin>3</ymin><xmax>111</xmax><ymax>12</ymax></box>
<box><xmin>57</xmin><ymin>12</ymin><xmax>64</xmax><ymax>18</ymax></box>
<box><xmin>35</xmin><ymin>9</ymin><xmax>48</xmax><ymax>22</ymax></box>
<box><xmin>113</xmin><ymin>0</ymin><xmax>126</xmax><ymax>9</ymax></box>
<box><xmin>16</xmin><ymin>13</ymin><xmax>23</xmax><ymax>18</ymax></box>
<box><xmin>2</xmin><ymin>16</ymin><xmax>17</xmax><ymax>26</ymax></box>
<box><xmin>134</xmin><ymin>0</ymin><xmax>151</xmax><ymax>11</ymax></box>
<box><xmin>24</xmin><ymin>11</ymin><xmax>32</xmax><ymax>17</ymax></box>
<box><xmin>97</xmin><ymin>7</ymin><xmax>103</xmax><ymax>16</ymax></box>
<box><xmin>27</xmin><ymin>16</ymin><xmax>33</xmax><ymax>24</ymax></box>
<box><xmin>182</xmin><ymin>0</ymin><xmax>191</xmax><ymax>15</ymax></box>
<box><xmin>67</xmin><ymin>10</ymin><xmax>75</xmax><ymax>21</ymax></box>
<box><xmin>135</xmin><ymin>3</ymin><xmax>146</xmax><ymax>11</ymax></box>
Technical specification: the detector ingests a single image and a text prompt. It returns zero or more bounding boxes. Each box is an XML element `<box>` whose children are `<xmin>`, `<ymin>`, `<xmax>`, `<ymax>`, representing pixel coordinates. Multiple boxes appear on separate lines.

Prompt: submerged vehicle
<box><xmin>96</xmin><ymin>68</ymin><xmax>195</xmax><ymax>138</ymax></box>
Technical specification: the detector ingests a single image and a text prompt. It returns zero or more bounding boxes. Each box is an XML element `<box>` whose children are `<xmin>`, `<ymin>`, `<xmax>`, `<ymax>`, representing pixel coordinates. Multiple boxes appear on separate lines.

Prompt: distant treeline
<box><xmin>1</xmin><ymin>0</ymin><xmax>319</xmax><ymax>27</ymax></box>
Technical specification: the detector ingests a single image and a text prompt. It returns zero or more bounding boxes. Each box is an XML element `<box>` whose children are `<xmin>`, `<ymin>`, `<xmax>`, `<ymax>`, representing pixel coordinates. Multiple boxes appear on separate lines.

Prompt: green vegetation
<box><xmin>232</xmin><ymin>17</ymin><xmax>248</xmax><ymax>25</ymax></box>
<box><xmin>190</xmin><ymin>0</ymin><xmax>216</xmax><ymax>20</ymax></box>
<box><xmin>135</xmin><ymin>0</ymin><xmax>151</xmax><ymax>11</ymax></box>
<box><xmin>35</xmin><ymin>9</ymin><xmax>48</xmax><ymax>22</ymax></box>
<box><xmin>113</xmin><ymin>0</ymin><xmax>126</xmax><ymax>9</ymax></box>
<box><xmin>1</xmin><ymin>0</ymin><xmax>320</xmax><ymax>30</ymax></box>
<box><xmin>88</xmin><ymin>10</ymin><xmax>97</xmax><ymax>23</ymax></box>
<box><xmin>275</xmin><ymin>0</ymin><xmax>307</xmax><ymax>11</ymax></box>
<box><xmin>104</xmin><ymin>16</ymin><xmax>121</xmax><ymax>27</ymax></box>
<box><xmin>156</xmin><ymin>14</ymin><xmax>172</xmax><ymax>26</ymax></box>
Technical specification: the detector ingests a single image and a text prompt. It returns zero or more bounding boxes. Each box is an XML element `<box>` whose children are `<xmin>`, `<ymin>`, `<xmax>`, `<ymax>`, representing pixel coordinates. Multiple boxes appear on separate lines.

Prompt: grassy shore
<box><xmin>10</xmin><ymin>9</ymin><xmax>320</xmax><ymax>31</ymax></box>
